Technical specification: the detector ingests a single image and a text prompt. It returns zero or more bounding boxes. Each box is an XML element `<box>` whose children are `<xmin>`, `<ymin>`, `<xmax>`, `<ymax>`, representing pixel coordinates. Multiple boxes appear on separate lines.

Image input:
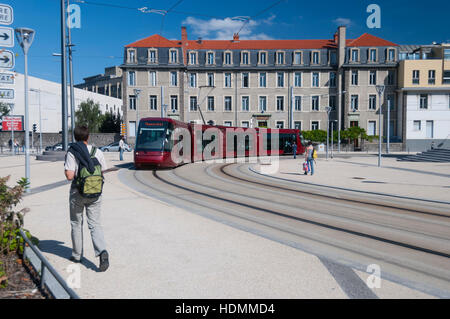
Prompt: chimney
<box><xmin>233</xmin><ymin>33</ymin><xmax>240</xmax><ymax>42</ymax></box>
<box><xmin>334</xmin><ymin>32</ymin><xmax>338</xmax><ymax>44</ymax></box>
<box><xmin>337</xmin><ymin>26</ymin><xmax>346</xmax><ymax>67</ymax></box>
<box><xmin>181</xmin><ymin>26</ymin><xmax>187</xmax><ymax>42</ymax></box>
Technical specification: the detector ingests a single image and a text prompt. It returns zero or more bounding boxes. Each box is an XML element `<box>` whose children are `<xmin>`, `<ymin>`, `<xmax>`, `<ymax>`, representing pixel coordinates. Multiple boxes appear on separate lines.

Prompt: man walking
<box><xmin>304</xmin><ymin>141</ymin><xmax>315</xmax><ymax>176</ymax></box>
<box><xmin>119</xmin><ymin>136</ymin><xmax>125</xmax><ymax>161</ymax></box>
<box><xmin>64</xmin><ymin>126</ymin><xmax>109</xmax><ymax>272</ymax></box>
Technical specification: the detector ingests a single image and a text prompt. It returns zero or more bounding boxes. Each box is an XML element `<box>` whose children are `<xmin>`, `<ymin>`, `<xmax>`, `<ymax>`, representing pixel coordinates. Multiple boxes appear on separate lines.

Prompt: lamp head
<box><xmin>15</xmin><ymin>28</ymin><xmax>36</xmax><ymax>54</ymax></box>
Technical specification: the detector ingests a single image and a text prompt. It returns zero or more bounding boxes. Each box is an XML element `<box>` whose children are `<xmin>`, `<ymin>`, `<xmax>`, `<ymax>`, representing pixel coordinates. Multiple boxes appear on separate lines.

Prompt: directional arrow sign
<box><xmin>0</xmin><ymin>88</ymin><xmax>14</xmax><ymax>99</ymax></box>
<box><xmin>0</xmin><ymin>50</ymin><xmax>14</xmax><ymax>69</ymax></box>
<box><xmin>0</xmin><ymin>26</ymin><xmax>13</xmax><ymax>47</ymax></box>
<box><xmin>0</xmin><ymin>4</ymin><xmax>13</xmax><ymax>25</ymax></box>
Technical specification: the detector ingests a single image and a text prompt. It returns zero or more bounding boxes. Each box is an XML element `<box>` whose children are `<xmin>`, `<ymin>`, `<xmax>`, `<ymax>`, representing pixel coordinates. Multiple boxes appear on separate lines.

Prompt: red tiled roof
<box><xmin>125</xmin><ymin>33</ymin><xmax>397</xmax><ymax>49</ymax></box>
<box><xmin>347</xmin><ymin>33</ymin><xmax>398</xmax><ymax>47</ymax></box>
<box><xmin>125</xmin><ymin>34</ymin><xmax>181</xmax><ymax>48</ymax></box>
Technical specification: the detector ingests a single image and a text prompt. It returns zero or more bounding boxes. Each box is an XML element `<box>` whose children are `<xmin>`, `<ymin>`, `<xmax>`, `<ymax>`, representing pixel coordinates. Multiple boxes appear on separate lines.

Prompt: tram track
<box><xmin>122</xmin><ymin>162</ymin><xmax>450</xmax><ymax>297</ymax></box>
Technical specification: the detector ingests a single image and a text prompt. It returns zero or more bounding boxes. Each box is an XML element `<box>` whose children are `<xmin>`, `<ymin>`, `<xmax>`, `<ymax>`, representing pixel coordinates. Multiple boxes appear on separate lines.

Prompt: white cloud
<box><xmin>182</xmin><ymin>16</ymin><xmax>275</xmax><ymax>40</ymax></box>
<box><xmin>333</xmin><ymin>18</ymin><xmax>352</xmax><ymax>27</ymax></box>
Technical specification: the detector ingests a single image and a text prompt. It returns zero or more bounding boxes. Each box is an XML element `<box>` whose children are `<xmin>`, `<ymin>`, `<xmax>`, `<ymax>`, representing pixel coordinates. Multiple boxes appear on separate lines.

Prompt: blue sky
<box><xmin>5</xmin><ymin>0</ymin><xmax>450</xmax><ymax>84</ymax></box>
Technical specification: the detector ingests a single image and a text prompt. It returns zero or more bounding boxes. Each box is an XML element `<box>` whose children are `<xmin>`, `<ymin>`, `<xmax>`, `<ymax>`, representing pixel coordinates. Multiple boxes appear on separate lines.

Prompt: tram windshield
<box><xmin>135</xmin><ymin>121</ymin><xmax>174</xmax><ymax>152</ymax></box>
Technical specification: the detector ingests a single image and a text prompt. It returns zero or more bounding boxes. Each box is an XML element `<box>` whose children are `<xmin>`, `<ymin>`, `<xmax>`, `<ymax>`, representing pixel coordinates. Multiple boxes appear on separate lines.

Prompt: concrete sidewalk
<box><xmin>0</xmin><ymin>153</ymin><xmax>436</xmax><ymax>298</ymax></box>
<box><xmin>255</xmin><ymin>155</ymin><xmax>450</xmax><ymax>203</ymax></box>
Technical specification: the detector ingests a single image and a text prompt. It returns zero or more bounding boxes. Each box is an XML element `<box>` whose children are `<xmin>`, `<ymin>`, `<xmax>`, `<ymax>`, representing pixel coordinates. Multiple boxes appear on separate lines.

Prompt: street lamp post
<box><xmin>134</xmin><ymin>88</ymin><xmax>142</xmax><ymax>139</ymax></box>
<box><xmin>376</xmin><ymin>85</ymin><xmax>385</xmax><ymax>167</ymax></box>
<box><xmin>337</xmin><ymin>91</ymin><xmax>346</xmax><ymax>154</ymax></box>
<box><xmin>331</xmin><ymin>120</ymin><xmax>337</xmax><ymax>159</ymax></box>
<box><xmin>15</xmin><ymin>27</ymin><xmax>36</xmax><ymax>192</ymax></box>
<box><xmin>325</xmin><ymin>106</ymin><xmax>332</xmax><ymax>160</ymax></box>
<box><xmin>9</xmin><ymin>104</ymin><xmax>14</xmax><ymax>155</ymax></box>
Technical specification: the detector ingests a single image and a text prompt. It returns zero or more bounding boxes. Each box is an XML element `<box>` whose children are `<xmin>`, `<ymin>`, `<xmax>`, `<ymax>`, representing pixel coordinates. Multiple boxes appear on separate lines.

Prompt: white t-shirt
<box><xmin>64</xmin><ymin>145</ymin><xmax>108</xmax><ymax>177</ymax></box>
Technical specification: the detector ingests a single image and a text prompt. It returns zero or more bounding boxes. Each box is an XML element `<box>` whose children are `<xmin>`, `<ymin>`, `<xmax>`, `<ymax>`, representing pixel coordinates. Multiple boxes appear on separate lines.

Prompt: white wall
<box><xmin>406</xmin><ymin>93</ymin><xmax>450</xmax><ymax>140</ymax></box>
<box><xmin>0</xmin><ymin>73</ymin><xmax>122</xmax><ymax>133</ymax></box>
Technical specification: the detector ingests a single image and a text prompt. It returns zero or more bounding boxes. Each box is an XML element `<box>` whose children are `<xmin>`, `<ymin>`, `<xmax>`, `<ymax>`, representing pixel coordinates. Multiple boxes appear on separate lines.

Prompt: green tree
<box><xmin>75</xmin><ymin>99</ymin><xmax>103</xmax><ymax>133</ymax></box>
<box><xmin>99</xmin><ymin>109</ymin><xmax>122</xmax><ymax>133</ymax></box>
<box><xmin>302</xmin><ymin>130</ymin><xmax>327</xmax><ymax>143</ymax></box>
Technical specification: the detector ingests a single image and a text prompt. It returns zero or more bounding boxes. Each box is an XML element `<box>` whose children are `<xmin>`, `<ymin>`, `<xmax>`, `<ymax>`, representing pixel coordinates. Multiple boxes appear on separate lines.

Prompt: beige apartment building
<box><xmin>397</xmin><ymin>44</ymin><xmax>450</xmax><ymax>151</ymax></box>
<box><xmin>120</xmin><ymin>26</ymin><xmax>400</xmax><ymax>145</ymax></box>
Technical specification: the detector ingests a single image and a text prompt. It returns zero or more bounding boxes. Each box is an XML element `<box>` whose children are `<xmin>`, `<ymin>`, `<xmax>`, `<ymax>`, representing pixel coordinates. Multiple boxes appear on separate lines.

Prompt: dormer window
<box><xmin>259</xmin><ymin>51</ymin><xmax>267</xmax><ymax>65</ymax></box>
<box><xmin>329</xmin><ymin>51</ymin><xmax>337</xmax><ymax>65</ymax></box>
<box><xmin>207</xmin><ymin>51</ymin><xmax>215</xmax><ymax>65</ymax></box>
<box><xmin>277</xmin><ymin>51</ymin><xmax>285</xmax><ymax>64</ymax></box>
<box><xmin>369</xmin><ymin>48</ymin><xmax>377</xmax><ymax>62</ymax></box>
<box><xmin>351</xmin><ymin>49</ymin><xmax>359</xmax><ymax>62</ymax></box>
<box><xmin>311</xmin><ymin>51</ymin><xmax>320</xmax><ymax>64</ymax></box>
<box><xmin>293</xmin><ymin>51</ymin><xmax>302</xmax><ymax>65</ymax></box>
<box><xmin>189</xmin><ymin>51</ymin><xmax>197</xmax><ymax>65</ymax></box>
<box><xmin>169</xmin><ymin>49</ymin><xmax>178</xmax><ymax>63</ymax></box>
<box><xmin>128</xmin><ymin>49</ymin><xmax>136</xmax><ymax>64</ymax></box>
<box><xmin>148</xmin><ymin>49</ymin><xmax>157</xmax><ymax>64</ymax></box>
<box><xmin>224</xmin><ymin>51</ymin><xmax>232</xmax><ymax>65</ymax></box>
<box><xmin>387</xmin><ymin>48</ymin><xmax>396</xmax><ymax>62</ymax></box>
<box><xmin>242</xmin><ymin>51</ymin><xmax>250</xmax><ymax>65</ymax></box>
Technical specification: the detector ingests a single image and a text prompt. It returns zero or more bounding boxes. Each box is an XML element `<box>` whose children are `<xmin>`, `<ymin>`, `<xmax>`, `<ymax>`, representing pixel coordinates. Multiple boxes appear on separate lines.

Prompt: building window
<box><xmin>369</xmin><ymin>70</ymin><xmax>377</xmax><ymax>85</ymax></box>
<box><xmin>311</xmin><ymin>96</ymin><xmax>319</xmax><ymax>111</ymax></box>
<box><xmin>189</xmin><ymin>52</ymin><xmax>197</xmax><ymax>65</ymax></box>
<box><xmin>170</xmin><ymin>50</ymin><xmax>177</xmax><ymax>63</ymax></box>
<box><xmin>368</xmin><ymin>121</ymin><xmax>376</xmax><ymax>136</ymax></box>
<box><xmin>294</xmin><ymin>72</ymin><xmax>302</xmax><ymax>87</ymax></box>
<box><xmin>128</xmin><ymin>71</ymin><xmax>136</xmax><ymax>86</ymax></box>
<box><xmin>189</xmin><ymin>73</ymin><xmax>197</xmax><ymax>88</ymax></box>
<box><xmin>129</xmin><ymin>95</ymin><xmax>136</xmax><ymax>110</ymax></box>
<box><xmin>351</xmin><ymin>70</ymin><xmax>358</xmax><ymax>85</ymax></box>
<box><xmin>428</xmin><ymin>70</ymin><xmax>436</xmax><ymax>85</ymax></box>
<box><xmin>259</xmin><ymin>96</ymin><xmax>267</xmax><ymax>112</ymax></box>
<box><xmin>312</xmin><ymin>51</ymin><xmax>320</xmax><ymax>64</ymax></box>
<box><xmin>329</xmin><ymin>72</ymin><xmax>336</xmax><ymax>87</ymax></box>
<box><xmin>149</xmin><ymin>71</ymin><xmax>156</xmax><ymax>86</ymax></box>
<box><xmin>242</xmin><ymin>96</ymin><xmax>249</xmax><ymax>112</ymax></box>
<box><xmin>190</xmin><ymin>96</ymin><xmax>198</xmax><ymax>111</ymax></box>
<box><xmin>443</xmin><ymin>71</ymin><xmax>450</xmax><ymax>84</ymax></box>
<box><xmin>242</xmin><ymin>121</ymin><xmax>250</xmax><ymax>128</ymax></box>
<box><xmin>224</xmin><ymin>52</ymin><xmax>232</xmax><ymax>65</ymax></box>
<box><xmin>413</xmin><ymin>120</ymin><xmax>421</xmax><ymax>131</ymax></box>
<box><xmin>351</xmin><ymin>49</ymin><xmax>359</xmax><ymax>62</ymax></box>
<box><xmin>330</xmin><ymin>51</ymin><xmax>337</xmax><ymax>65</ymax></box>
<box><xmin>242</xmin><ymin>73</ymin><xmax>249</xmax><ymax>88</ymax></box>
<box><xmin>277</xmin><ymin>72</ymin><xmax>284</xmax><ymax>87</ymax></box>
<box><xmin>207</xmin><ymin>96</ymin><xmax>215</xmax><ymax>111</ymax></box>
<box><xmin>412</xmin><ymin>70</ymin><xmax>420</xmax><ymax>84</ymax></box>
<box><xmin>329</xmin><ymin>95</ymin><xmax>336</xmax><ymax>109</ymax></box>
<box><xmin>369</xmin><ymin>95</ymin><xmax>377</xmax><ymax>110</ymax></box>
<box><xmin>224</xmin><ymin>73</ymin><xmax>232</xmax><ymax>88</ymax></box>
<box><xmin>128</xmin><ymin>50</ymin><xmax>136</xmax><ymax>64</ymax></box>
<box><xmin>242</xmin><ymin>52</ymin><xmax>249</xmax><ymax>65</ymax></box>
<box><xmin>388</xmin><ymin>48</ymin><xmax>396</xmax><ymax>61</ymax></box>
<box><xmin>277</xmin><ymin>51</ymin><xmax>285</xmax><ymax>64</ymax></box>
<box><xmin>351</xmin><ymin>95</ymin><xmax>359</xmax><ymax>111</ymax></box>
<box><xmin>294</xmin><ymin>96</ymin><xmax>302</xmax><ymax>111</ymax></box>
<box><xmin>170</xmin><ymin>95</ymin><xmax>178</xmax><ymax>112</ymax></box>
<box><xmin>294</xmin><ymin>52</ymin><xmax>302</xmax><ymax>64</ymax></box>
<box><xmin>207</xmin><ymin>73</ymin><xmax>214</xmax><ymax>87</ymax></box>
<box><xmin>259</xmin><ymin>52</ymin><xmax>267</xmax><ymax>65</ymax></box>
<box><xmin>224</xmin><ymin>96</ymin><xmax>232</xmax><ymax>111</ymax></box>
<box><xmin>224</xmin><ymin>121</ymin><xmax>233</xmax><ymax>127</ymax></box>
<box><xmin>170</xmin><ymin>71</ymin><xmax>178</xmax><ymax>86</ymax></box>
<box><xmin>207</xmin><ymin>52</ymin><xmax>214</xmax><ymax>65</ymax></box>
<box><xmin>276</xmin><ymin>121</ymin><xmax>284</xmax><ymax>129</ymax></box>
<box><xmin>276</xmin><ymin>96</ymin><xmax>284</xmax><ymax>111</ymax></box>
<box><xmin>369</xmin><ymin>48</ymin><xmax>377</xmax><ymax>62</ymax></box>
<box><xmin>387</xmin><ymin>70</ymin><xmax>395</xmax><ymax>85</ymax></box>
<box><xmin>312</xmin><ymin>72</ymin><xmax>320</xmax><ymax>87</ymax></box>
<box><xmin>311</xmin><ymin>121</ymin><xmax>319</xmax><ymax>130</ymax></box>
<box><xmin>444</xmin><ymin>49</ymin><xmax>450</xmax><ymax>60</ymax></box>
<box><xmin>420</xmin><ymin>94</ymin><xmax>428</xmax><ymax>109</ymax></box>
<box><xmin>148</xmin><ymin>50</ymin><xmax>157</xmax><ymax>63</ymax></box>
<box><xmin>294</xmin><ymin>121</ymin><xmax>302</xmax><ymax>131</ymax></box>
<box><xmin>129</xmin><ymin>121</ymin><xmax>136</xmax><ymax>137</ymax></box>
<box><xmin>149</xmin><ymin>95</ymin><xmax>157</xmax><ymax>110</ymax></box>
<box><xmin>259</xmin><ymin>72</ymin><xmax>267</xmax><ymax>88</ymax></box>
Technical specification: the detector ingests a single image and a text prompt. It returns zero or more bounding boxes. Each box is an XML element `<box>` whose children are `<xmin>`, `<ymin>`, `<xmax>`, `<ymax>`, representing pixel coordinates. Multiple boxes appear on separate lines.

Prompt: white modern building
<box><xmin>0</xmin><ymin>72</ymin><xmax>123</xmax><ymax>133</ymax></box>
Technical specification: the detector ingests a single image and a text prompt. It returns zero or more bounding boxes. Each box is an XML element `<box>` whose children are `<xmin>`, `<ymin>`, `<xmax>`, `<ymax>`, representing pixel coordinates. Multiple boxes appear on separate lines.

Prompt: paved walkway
<box><xmin>0</xmin><ymin>153</ymin><xmax>438</xmax><ymax>298</ymax></box>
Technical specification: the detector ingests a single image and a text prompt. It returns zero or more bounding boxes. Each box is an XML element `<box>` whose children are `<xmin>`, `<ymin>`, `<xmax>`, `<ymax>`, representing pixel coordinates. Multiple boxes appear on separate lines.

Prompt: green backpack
<box><xmin>75</xmin><ymin>147</ymin><xmax>104</xmax><ymax>198</ymax></box>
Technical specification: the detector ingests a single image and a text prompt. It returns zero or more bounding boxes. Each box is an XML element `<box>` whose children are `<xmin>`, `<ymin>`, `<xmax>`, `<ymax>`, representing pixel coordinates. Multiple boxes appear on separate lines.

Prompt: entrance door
<box><xmin>350</xmin><ymin>121</ymin><xmax>359</xmax><ymax>148</ymax></box>
<box><xmin>426</xmin><ymin>121</ymin><xmax>434</xmax><ymax>139</ymax></box>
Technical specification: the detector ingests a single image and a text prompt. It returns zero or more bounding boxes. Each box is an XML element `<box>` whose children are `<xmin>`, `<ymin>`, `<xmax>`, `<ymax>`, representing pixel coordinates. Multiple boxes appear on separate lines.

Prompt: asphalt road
<box><xmin>119</xmin><ymin>160</ymin><xmax>450</xmax><ymax>298</ymax></box>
